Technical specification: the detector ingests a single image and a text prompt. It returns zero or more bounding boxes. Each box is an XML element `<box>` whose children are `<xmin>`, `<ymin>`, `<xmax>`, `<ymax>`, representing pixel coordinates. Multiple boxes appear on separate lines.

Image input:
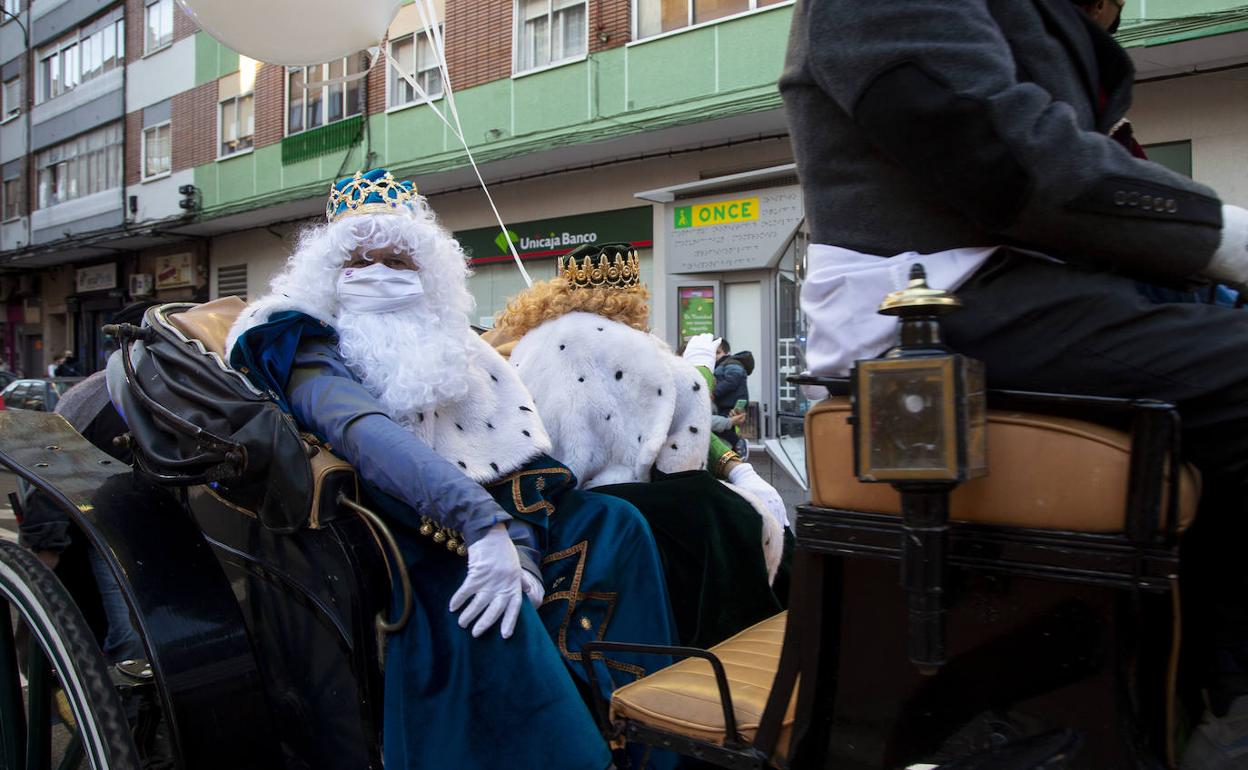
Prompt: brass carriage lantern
<box><xmin>850</xmin><ymin>263</ymin><xmax>987</xmax><ymax>673</ymax></box>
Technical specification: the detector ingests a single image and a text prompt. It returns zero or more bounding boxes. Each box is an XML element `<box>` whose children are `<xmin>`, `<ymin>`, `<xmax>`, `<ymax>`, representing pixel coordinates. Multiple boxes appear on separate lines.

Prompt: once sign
<box><xmin>674</xmin><ymin>197</ymin><xmax>760</xmax><ymax>229</ymax></box>
<box><xmin>666</xmin><ymin>186</ymin><xmax>804</xmax><ymax>274</ymax></box>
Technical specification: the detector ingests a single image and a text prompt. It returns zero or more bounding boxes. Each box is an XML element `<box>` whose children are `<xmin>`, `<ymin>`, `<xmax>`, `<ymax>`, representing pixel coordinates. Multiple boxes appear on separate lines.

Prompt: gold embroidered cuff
<box><xmin>713</xmin><ymin>450</ymin><xmax>741</xmax><ymax>479</ymax></box>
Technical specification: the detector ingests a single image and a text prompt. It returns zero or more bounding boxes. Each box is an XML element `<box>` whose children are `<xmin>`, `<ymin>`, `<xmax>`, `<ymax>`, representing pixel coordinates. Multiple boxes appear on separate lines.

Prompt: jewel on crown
<box><xmin>558</xmin><ymin>249</ymin><xmax>642</xmax><ymax>291</ymax></box>
<box><xmin>325</xmin><ymin>170</ymin><xmax>419</xmax><ymax>223</ymax></box>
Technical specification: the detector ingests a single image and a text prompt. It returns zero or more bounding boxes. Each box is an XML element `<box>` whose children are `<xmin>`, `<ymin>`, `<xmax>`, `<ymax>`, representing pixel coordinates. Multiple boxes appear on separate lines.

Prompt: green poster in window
<box><xmin>679</xmin><ymin>286</ymin><xmax>715</xmax><ymax>344</ymax></box>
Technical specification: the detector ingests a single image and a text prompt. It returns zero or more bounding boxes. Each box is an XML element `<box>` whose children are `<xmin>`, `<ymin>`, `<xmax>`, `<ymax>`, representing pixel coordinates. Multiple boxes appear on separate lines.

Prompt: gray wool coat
<box><xmin>780</xmin><ymin>0</ymin><xmax>1224</xmax><ymax>283</ymax></box>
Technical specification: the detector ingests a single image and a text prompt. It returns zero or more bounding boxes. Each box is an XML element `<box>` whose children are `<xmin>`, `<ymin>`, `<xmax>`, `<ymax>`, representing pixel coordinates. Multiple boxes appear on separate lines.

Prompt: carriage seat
<box><xmin>163</xmin><ymin>296</ymin><xmax>356</xmax><ymax>529</ymax></box>
<box><xmin>165</xmin><ymin>295</ymin><xmax>246</xmax><ymax>359</ymax></box>
<box><xmin>805</xmin><ymin>397</ymin><xmax>1199</xmax><ymax>534</ymax></box>
<box><xmin>609</xmin><ymin>612</ymin><xmax>795</xmax><ymax>762</ymax></box>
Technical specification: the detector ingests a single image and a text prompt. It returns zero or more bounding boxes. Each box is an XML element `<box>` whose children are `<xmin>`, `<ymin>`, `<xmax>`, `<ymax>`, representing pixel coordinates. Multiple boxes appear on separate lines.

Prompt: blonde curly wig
<box><xmin>493</xmin><ymin>277</ymin><xmax>651</xmax><ymax>339</ymax></box>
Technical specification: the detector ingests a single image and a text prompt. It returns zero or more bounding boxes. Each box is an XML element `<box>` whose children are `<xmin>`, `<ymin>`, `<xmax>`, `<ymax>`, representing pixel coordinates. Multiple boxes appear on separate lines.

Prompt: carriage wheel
<box><xmin>0</xmin><ymin>540</ymin><xmax>140</xmax><ymax>769</ymax></box>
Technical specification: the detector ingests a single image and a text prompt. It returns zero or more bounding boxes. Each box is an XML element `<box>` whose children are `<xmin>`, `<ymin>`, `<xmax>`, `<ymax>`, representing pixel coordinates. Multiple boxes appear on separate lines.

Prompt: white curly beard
<box><xmin>335</xmin><ymin>302</ymin><xmax>475</xmax><ymax>423</ymax></box>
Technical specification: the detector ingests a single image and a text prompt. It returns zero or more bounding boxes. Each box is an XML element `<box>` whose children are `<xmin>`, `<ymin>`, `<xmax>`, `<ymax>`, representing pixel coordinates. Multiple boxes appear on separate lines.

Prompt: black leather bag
<box><xmin>108</xmin><ymin>303</ymin><xmax>312</xmax><ymax>533</ymax></box>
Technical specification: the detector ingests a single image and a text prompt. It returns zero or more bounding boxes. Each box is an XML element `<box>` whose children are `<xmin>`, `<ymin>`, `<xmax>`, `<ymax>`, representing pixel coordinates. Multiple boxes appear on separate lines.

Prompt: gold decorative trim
<box><xmin>197</xmin><ymin>484</ymin><xmax>258</xmax><ymax>519</ymax></box>
<box><xmin>558</xmin><ymin>250</ymin><xmax>642</xmax><ymax>292</ymax></box>
<box><xmin>486</xmin><ymin>467</ymin><xmax>574</xmax><ymax>517</ymax></box>
<box><xmin>713</xmin><ymin>449</ymin><xmax>741</xmax><ymax>479</ymax></box>
<box><xmin>542</xmin><ymin>541</ymin><xmax>646</xmax><ymax>681</ymax></box>
<box><xmin>419</xmin><ymin>516</ymin><xmax>468</xmax><ymax>557</ymax></box>
<box><xmin>325</xmin><ymin>170</ymin><xmax>418</xmax><ymax>223</ymax></box>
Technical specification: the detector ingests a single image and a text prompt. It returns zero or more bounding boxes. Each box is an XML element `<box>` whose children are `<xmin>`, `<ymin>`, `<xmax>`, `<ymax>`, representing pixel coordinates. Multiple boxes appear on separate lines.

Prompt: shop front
<box><xmin>68</xmin><ymin>261</ymin><xmax>127</xmax><ymax>376</ymax></box>
<box><xmin>455</xmin><ymin>206</ymin><xmax>655</xmax><ymax>327</ymax></box>
<box><xmin>639</xmin><ymin>165</ymin><xmax>811</xmax><ymax>494</ymax></box>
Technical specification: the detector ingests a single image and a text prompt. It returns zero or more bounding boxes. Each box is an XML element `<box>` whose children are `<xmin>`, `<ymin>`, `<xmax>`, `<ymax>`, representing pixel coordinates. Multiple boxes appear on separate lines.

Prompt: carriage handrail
<box><xmin>336</xmin><ymin>494</ymin><xmax>414</xmax><ymax>639</ymax></box>
<box><xmin>577</xmin><ymin>641</ymin><xmax>757</xmax><ymax>753</ymax></box>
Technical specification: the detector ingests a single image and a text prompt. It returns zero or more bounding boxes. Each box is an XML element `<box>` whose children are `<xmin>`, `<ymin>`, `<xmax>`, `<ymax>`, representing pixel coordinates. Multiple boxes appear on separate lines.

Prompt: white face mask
<box><xmin>336</xmin><ymin>262</ymin><xmax>425</xmax><ymax>315</ymax></box>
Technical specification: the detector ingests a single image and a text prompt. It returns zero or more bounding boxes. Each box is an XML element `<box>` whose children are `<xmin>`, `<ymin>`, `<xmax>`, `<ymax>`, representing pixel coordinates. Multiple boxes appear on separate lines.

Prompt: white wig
<box><xmin>226</xmin><ymin>198</ymin><xmax>474</xmax><ymax>353</ymax></box>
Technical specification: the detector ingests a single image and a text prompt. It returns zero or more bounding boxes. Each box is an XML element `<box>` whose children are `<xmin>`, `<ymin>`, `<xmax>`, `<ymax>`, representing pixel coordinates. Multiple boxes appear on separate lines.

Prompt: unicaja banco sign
<box><xmin>495</xmin><ymin>229</ymin><xmax>600</xmax><ymax>253</ymax></box>
<box><xmin>457</xmin><ymin>207</ymin><xmax>653</xmax><ymax>265</ymax></box>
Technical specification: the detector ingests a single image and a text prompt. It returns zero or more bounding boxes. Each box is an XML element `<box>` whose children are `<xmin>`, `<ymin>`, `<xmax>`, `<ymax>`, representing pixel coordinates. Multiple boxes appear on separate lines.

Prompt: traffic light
<box><xmin>178</xmin><ymin>184</ymin><xmax>199</xmax><ymax>213</ymax></box>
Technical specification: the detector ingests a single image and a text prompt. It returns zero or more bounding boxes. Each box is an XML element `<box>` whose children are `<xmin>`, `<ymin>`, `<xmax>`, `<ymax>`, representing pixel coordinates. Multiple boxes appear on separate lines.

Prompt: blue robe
<box><xmin>232</xmin><ymin>312</ymin><xmax>678</xmax><ymax>770</ymax></box>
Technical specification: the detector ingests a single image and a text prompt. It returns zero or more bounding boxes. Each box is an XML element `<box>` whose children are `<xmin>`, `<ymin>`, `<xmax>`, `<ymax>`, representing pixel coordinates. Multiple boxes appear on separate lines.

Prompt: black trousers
<box><xmin>942</xmin><ymin>250</ymin><xmax>1248</xmax><ymax>712</ymax></box>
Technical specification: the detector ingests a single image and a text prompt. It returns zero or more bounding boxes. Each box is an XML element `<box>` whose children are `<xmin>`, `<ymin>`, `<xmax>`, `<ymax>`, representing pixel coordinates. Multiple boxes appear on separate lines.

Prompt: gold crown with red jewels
<box><xmin>558</xmin><ymin>243</ymin><xmax>642</xmax><ymax>291</ymax></box>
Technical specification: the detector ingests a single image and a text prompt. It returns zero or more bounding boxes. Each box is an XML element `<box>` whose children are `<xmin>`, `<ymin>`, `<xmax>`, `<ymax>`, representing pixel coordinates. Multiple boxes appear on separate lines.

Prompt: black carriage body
<box><xmin>0</xmin><ymin>412</ymin><xmax>391</xmax><ymax>769</ymax></box>
<box><xmin>187</xmin><ymin>487</ymin><xmax>389</xmax><ymax>770</ymax></box>
<box><xmin>0</xmin><ymin>295</ymin><xmax>399</xmax><ymax>770</ymax></box>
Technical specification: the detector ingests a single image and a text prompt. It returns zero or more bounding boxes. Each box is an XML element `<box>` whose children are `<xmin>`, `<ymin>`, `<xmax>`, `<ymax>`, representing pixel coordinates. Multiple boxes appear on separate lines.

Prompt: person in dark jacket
<box><xmin>712</xmin><ymin>340</ymin><xmax>751</xmax><ymax>451</ymax></box>
<box><xmin>53</xmin><ymin>353</ymin><xmax>80</xmax><ymax>378</ymax></box>
<box><xmin>711</xmin><ymin>340</ymin><xmax>750</xmax><ymax>416</ymax></box>
<box><xmin>782</xmin><ymin>0</ymin><xmax>1248</xmax><ymax>765</ymax></box>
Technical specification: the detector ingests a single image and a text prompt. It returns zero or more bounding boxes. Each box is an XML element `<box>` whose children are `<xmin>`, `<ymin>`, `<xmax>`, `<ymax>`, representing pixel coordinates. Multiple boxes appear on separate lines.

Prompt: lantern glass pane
<box><xmin>865</xmin><ymin>362</ymin><xmax>951</xmax><ymax>474</ymax></box>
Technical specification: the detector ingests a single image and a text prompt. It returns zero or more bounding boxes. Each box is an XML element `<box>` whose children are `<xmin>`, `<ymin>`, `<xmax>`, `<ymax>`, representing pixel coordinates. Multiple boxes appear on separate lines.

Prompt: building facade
<box><xmin>1</xmin><ymin>0</ymin><xmax>1246</xmax><ymax>496</ymax></box>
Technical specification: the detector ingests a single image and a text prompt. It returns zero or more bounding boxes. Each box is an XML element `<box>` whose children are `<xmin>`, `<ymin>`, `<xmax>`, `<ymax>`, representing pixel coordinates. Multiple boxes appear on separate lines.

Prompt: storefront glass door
<box><xmin>772</xmin><ymin>226</ymin><xmax>810</xmax><ymax>483</ymax></box>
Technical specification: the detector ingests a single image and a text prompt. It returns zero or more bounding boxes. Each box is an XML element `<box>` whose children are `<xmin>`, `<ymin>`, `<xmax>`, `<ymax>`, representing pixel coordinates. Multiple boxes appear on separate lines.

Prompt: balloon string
<box><xmin>411</xmin><ymin>1</ymin><xmax>532</xmax><ymax>288</ymax></box>
<box><xmin>382</xmin><ymin>53</ymin><xmax>532</xmax><ymax>289</ymax></box>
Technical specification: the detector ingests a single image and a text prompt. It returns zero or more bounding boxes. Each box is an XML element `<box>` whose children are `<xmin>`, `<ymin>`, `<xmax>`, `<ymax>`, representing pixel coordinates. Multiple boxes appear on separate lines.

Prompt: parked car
<box><xmin>0</xmin><ymin>377</ymin><xmax>84</xmax><ymax>412</ymax></box>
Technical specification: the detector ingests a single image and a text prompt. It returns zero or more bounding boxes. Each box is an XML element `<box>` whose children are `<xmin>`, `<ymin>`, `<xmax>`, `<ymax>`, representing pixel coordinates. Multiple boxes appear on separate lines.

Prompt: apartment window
<box><xmin>2</xmin><ymin>0</ymin><xmax>18</xmax><ymax>19</ymax></box>
<box><xmin>2</xmin><ymin>78</ymin><xmax>19</xmax><ymax>121</ymax></box>
<box><xmin>388</xmin><ymin>29</ymin><xmax>443</xmax><ymax>108</ymax></box>
<box><xmin>35</xmin><ymin>122</ymin><xmax>123</xmax><ymax>208</ymax></box>
<box><xmin>516</xmin><ymin>0</ymin><xmax>587</xmax><ymax>73</ymax></box>
<box><xmin>38</xmin><ymin>37</ymin><xmax>75</xmax><ymax>102</ymax></box>
<box><xmin>2</xmin><ymin>173</ymin><xmax>20</xmax><ymax>222</ymax></box>
<box><xmin>219</xmin><ymin>93</ymin><xmax>254</xmax><ymax>157</ymax></box>
<box><xmin>286</xmin><ymin>56</ymin><xmax>365</xmax><ymax>135</ymax></box>
<box><xmin>36</xmin><ymin>15</ymin><xmax>124</xmax><ymax>103</ymax></box>
<box><xmin>142</xmin><ymin>122</ymin><xmax>171</xmax><ymax>179</ymax></box>
<box><xmin>635</xmin><ymin>0</ymin><xmax>786</xmax><ymax>39</ymax></box>
<box><xmin>79</xmin><ymin>17</ymin><xmax>125</xmax><ymax>82</ymax></box>
<box><xmin>144</xmin><ymin>0</ymin><xmax>173</xmax><ymax>54</ymax></box>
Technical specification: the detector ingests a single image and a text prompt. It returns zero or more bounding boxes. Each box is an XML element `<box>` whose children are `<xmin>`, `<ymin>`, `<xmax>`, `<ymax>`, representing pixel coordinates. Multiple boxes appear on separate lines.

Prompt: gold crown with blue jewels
<box><xmin>558</xmin><ymin>242</ymin><xmax>642</xmax><ymax>292</ymax></box>
<box><xmin>326</xmin><ymin>169</ymin><xmax>419</xmax><ymax>223</ymax></box>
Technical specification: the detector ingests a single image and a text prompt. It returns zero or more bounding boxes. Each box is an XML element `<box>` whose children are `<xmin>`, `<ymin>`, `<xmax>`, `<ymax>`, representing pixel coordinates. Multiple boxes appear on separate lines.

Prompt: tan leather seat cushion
<box><xmin>166</xmin><ymin>296</ymin><xmax>247</xmax><ymax>359</ymax></box>
<box><xmin>806</xmin><ymin>398</ymin><xmax>1199</xmax><ymax>533</ymax></box>
<box><xmin>611</xmin><ymin>612</ymin><xmax>795</xmax><ymax>758</ymax></box>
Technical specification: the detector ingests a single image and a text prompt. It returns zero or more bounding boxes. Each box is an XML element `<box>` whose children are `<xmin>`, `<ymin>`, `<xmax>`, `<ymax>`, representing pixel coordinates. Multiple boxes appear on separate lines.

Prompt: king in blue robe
<box><xmin>226</xmin><ymin>169</ymin><xmax>678</xmax><ymax>770</ymax></box>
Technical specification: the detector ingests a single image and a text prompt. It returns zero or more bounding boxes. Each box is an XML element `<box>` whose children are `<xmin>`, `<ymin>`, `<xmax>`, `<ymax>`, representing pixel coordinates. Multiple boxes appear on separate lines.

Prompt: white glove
<box><xmin>728</xmin><ymin>463</ymin><xmax>790</xmax><ymax>529</ymax></box>
<box><xmin>449</xmin><ymin>523</ymin><xmax>525</xmax><ymax>639</ymax></box>
<box><xmin>1203</xmin><ymin>205</ymin><xmax>1248</xmax><ymax>286</ymax></box>
<box><xmin>521</xmin><ymin>570</ymin><xmax>545</xmax><ymax>609</ymax></box>
<box><xmin>682</xmin><ymin>333</ymin><xmax>721</xmax><ymax>370</ymax></box>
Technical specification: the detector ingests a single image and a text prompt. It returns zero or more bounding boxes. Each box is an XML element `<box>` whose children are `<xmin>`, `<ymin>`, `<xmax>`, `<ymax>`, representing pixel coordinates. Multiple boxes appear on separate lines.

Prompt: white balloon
<box><xmin>177</xmin><ymin>0</ymin><xmax>401</xmax><ymax>66</ymax></box>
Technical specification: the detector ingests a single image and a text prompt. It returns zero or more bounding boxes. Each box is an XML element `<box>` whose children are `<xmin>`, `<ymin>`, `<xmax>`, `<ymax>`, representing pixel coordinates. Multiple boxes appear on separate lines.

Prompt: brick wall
<box><xmin>172</xmin><ymin>2</ymin><xmax>196</xmax><ymax>43</ymax></box>
<box><xmin>445</xmin><ymin>0</ymin><xmax>512</xmax><ymax>90</ymax></box>
<box><xmin>126</xmin><ymin>0</ymin><xmax>198</xmax><ymax>63</ymax></box>
<box><xmin>124</xmin><ymin>109</ymin><xmax>142</xmax><ymax>185</ymax></box>
<box><xmin>443</xmin><ymin>0</ymin><xmax>629</xmax><ymax>88</ymax></box>
<box><xmin>254</xmin><ymin>63</ymin><xmax>284</xmax><ymax>149</ymax></box>
<box><xmin>366</xmin><ymin>52</ymin><xmax>386</xmax><ymax>116</ymax></box>
<box><xmin>172</xmin><ymin>80</ymin><xmax>217</xmax><ymax>170</ymax></box>
<box><xmin>590</xmin><ymin>0</ymin><xmax>631</xmax><ymax>52</ymax></box>
<box><xmin>124</xmin><ymin>0</ymin><xmax>144</xmax><ymax>64</ymax></box>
